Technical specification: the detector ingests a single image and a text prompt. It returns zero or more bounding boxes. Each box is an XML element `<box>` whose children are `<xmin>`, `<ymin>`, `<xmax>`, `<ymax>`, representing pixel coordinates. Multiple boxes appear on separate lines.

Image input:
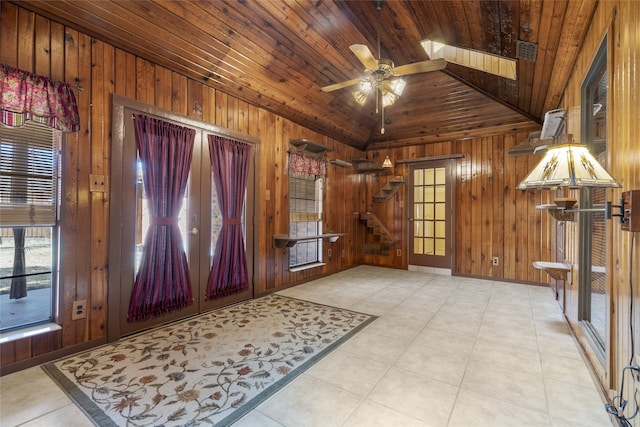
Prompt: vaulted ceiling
<box><xmin>17</xmin><ymin>0</ymin><xmax>597</xmax><ymax>151</ymax></box>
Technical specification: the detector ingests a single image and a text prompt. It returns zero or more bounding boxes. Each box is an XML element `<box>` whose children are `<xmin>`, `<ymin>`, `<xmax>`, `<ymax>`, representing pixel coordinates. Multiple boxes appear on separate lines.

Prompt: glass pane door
<box><xmin>117</xmin><ymin>119</ymin><xmax>255</xmax><ymax>337</ymax></box>
<box><xmin>578</xmin><ymin>36</ymin><xmax>608</xmax><ymax>361</ymax></box>
<box><xmin>408</xmin><ymin>161</ymin><xmax>453</xmax><ymax>270</ymax></box>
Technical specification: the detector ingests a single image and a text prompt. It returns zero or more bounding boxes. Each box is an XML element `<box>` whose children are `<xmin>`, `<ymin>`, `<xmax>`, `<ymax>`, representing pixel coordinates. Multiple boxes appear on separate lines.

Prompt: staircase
<box><xmin>372</xmin><ymin>176</ymin><xmax>405</xmax><ymax>203</ymax></box>
<box><xmin>359</xmin><ymin>212</ymin><xmax>397</xmax><ymax>247</ymax></box>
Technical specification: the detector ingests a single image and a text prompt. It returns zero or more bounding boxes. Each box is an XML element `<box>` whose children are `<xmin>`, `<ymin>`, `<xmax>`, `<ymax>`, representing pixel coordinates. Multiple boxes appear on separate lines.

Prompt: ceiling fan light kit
<box><xmin>320</xmin><ymin>3</ymin><xmax>525</xmax><ymax>138</ymax></box>
<box><xmin>321</xmin><ymin>1</ymin><xmax>445</xmax><ymax>135</ymax></box>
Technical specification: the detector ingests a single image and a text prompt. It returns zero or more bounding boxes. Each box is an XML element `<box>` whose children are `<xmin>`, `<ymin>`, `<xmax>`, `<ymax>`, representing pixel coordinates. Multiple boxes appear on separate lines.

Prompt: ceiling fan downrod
<box><xmin>376</xmin><ymin>0</ymin><xmax>384</xmax><ymax>134</ymax></box>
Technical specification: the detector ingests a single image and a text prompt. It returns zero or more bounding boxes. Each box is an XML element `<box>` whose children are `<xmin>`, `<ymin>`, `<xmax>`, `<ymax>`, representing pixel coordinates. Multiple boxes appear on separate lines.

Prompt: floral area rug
<box><xmin>42</xmin><ymin>294</ymin><xmax>376</xmax><ymax>426</ymax></box>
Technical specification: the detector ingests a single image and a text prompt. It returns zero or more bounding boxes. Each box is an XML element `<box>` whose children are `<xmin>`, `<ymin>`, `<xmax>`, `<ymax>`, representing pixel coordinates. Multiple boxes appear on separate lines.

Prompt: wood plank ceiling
<box><xmin>16</xmin><ymin>0</ymin><xmax>597</xmax><ymax>151</ymax></box>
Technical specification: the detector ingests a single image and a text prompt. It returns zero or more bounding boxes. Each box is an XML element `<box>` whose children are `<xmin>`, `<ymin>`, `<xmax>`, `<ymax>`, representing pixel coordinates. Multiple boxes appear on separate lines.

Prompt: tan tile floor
<box><xmin>0</xmin><ymin>266</ymin><xmax>613</xmax><ymax>426</ymax></box>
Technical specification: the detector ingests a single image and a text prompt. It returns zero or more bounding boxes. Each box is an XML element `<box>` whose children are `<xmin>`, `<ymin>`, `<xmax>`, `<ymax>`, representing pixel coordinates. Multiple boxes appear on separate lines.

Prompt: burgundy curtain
<box><xmin>206</xmin><ymin>135</ymin><xmax>251</xmax><ymax>299</ymax></box>
<box><xmin>0</xmin><ymin>64</ymin><xmax>80</xmax><ymax>132</ymax></box>
<box><xmin>128</xmin><ymin>115</ymin><xmax>195</xmax><ymax>322</ymax></box>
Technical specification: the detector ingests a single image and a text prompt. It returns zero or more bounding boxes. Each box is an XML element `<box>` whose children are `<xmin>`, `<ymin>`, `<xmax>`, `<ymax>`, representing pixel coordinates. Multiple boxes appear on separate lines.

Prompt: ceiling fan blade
<box><xmin>321</xmin><ymin>78</ymin><xmax>361</xmax><ymax>92</ymax></box>
<box><xmin>393</xmin><ymin>58</ymin><xmax>446</xmax><ymax>76</ymax></box>
<box><xmin>350</xmin><ymin>44</ymin><xmax>378</xmax><ymax>70</ymax></box>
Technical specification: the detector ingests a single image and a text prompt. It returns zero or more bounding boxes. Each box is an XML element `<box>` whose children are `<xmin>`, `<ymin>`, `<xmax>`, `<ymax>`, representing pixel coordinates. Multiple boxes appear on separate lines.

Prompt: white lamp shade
<box><xmin>382</xmin><ymin>155</ymin><xmax>393</xmax><ymax>168</ymax></box>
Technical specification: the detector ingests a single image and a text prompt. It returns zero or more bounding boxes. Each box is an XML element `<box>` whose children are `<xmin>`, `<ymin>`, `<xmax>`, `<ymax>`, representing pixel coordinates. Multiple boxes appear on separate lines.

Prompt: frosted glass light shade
<box><xmin>516</xmin><ymin>143</ymin><xmax>621</xmax><ymax>189</ymax></box>
<box><xmin>354</xmin><ymin>79</ymin><xmax>406</xmax><ymax>107</ymax></box>
<box><xmin>381</xmin><ymin>79</ymin><xmax>406</xmax><ymax>107</ymax></box>
<box><xmin>352</xmin><ymin>80</ymin><xmax>373</xmax><ymax>105</ymax></box>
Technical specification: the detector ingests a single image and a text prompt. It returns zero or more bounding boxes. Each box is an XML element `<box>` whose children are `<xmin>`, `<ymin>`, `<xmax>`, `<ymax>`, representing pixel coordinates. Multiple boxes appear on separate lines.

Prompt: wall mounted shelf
<box><xmin>351</xmin><ymin>158</ymin><xmax>385</xmax><ymax>174</ymax></box>
<box><xmin>330</xmin><ymin>159</ymin><xmax>352</xmax><ymax>167</ymax></box>
<box><xmin>536</xmin><ymin>204</ymin><xmax>576</xmax><ymax>222</ymax></box>
<box><xmin>290</xmin><ymin>139</ymin><xmax>332</xmax><ymax>155</ymax></box>
<box><xmin>533</xmin><ymin>260</ymin><xmax>572</xmax><ymax>303</ymax></box>
<box><xmin>536</xmin><ymin>199</ymin><xmax>578</xmax><ymax>221</ymax></box>
<box><xmin>273</xmin><ymin>233</ymin><xmax>345</xmax><ymax>249</ymax></box>
<box><xmin>533</xmin><ymin>261</ymin><xmax>572</xmax><ymax>281</ymax></box>
<box><xmin>373</xmin><ymin>176</ymin><xmax>405</xmax><ymax>203</ymax></box>
<box><xmin>359</xmin><ymin>212</ymin><xmax>397</xmax><ymax>246</ymax></box>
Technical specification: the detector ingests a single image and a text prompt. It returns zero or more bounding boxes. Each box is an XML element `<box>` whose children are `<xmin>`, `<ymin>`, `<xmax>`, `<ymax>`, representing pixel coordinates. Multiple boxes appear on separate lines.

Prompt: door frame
<box><xmin>406</xmin><ymin>158</ymin><xmax>456</xmax><ymax>272</ymax></box>
<box><xmin>108</xmin><ymin>95</ymin><xmax>260</xmax><ymax>342</ymax></box>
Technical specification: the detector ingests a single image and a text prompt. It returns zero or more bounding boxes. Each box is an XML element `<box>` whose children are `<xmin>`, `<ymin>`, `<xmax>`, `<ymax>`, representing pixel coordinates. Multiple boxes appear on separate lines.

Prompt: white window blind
<box><xmin>0</xmin><ymin>121</ymin><xmax>59</xmax><ymax>226</ymax></box>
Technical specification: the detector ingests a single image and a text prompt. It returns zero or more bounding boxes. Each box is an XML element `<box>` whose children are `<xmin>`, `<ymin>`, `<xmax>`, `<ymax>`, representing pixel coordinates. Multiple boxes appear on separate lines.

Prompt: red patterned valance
<box><xmin>288</xmin><ymin>151</ymin><xmax>327</xmax><ymax>179</ymax></box>
<box><xmin>0</xmin><ymin>64</ymin><xmax>80</xmax><ymax>132</ymax></box>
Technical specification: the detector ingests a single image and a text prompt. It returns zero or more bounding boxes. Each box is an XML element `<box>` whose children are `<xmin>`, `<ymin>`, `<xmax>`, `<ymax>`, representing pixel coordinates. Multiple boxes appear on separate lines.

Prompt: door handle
<box><xmin>190</xmin><ymin>227</ymin><xmax>199</xmax><ymax>235</ymax></box>
<box><xmin>408</xmin><ymin>218</ymin><xmax>414</xmax><ymax>222</ymax></box>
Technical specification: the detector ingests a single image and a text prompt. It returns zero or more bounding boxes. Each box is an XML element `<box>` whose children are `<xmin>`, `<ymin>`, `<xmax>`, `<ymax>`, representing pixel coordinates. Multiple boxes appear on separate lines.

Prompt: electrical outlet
<box><xmin>327</xmin><ymin>248</ymin><xmax>332</xmax><ymax>257</ymax></box>
<box><xmin>396</xmin><ymin>248</ymin><xmax>401</xmax><ymax>257</ymax></box>
<box><xmin>72</xmin><ymin>300</ymin><xmax>87</xmax><ymax>320</ymax></box>
<box><xmin>265</xmin><ymin>190</ymin><xmax>271</xmax><ymax>201</ymax></box>
<box><xmin>341</xmin><ymin>249</ymin><xmax>345</xmax><ymax>258</ymax></box>
<box><xmin>492</xmin><ymin>257</ymin><xmax>499</xmax><ymax>266</ymax></box>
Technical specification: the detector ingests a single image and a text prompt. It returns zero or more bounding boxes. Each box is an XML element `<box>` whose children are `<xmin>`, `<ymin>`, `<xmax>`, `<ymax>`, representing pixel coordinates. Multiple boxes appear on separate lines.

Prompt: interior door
<box><xmin>408</xmin><ymin>160</ymin><xmax>454</xmax><ymax>270</ymax></box>
<box><xmin>115</xmin><ymin>108</ymin><xmax>254</xmax><ymax>337</ymax></box>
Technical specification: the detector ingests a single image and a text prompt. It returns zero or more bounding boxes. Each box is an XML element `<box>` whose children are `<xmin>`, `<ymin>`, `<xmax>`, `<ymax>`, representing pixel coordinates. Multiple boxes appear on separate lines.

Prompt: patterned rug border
<box><xmin>42</xmin><ymin>294</ymin><xmax>378</xmax><ymax>427</ymax></box>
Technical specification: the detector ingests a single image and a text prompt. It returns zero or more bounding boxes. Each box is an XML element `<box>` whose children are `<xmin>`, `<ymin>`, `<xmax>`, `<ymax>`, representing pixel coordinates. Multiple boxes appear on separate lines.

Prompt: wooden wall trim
<box><xmin>0</xmin><ymin>337</ymin><xmax>107</xmax><ymax>376</ymax></box>
<box><xmin>397</xmin><ymin>154</ymin><xmax>464</xmax><ymax>164</ymax></box>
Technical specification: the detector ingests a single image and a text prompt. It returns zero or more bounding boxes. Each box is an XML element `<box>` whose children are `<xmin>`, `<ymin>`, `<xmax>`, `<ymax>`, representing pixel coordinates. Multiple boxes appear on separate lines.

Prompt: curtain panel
<box><xmin>206</xmin><ymin>135</ymin><xmax>251</xmax><ymax>300</ymax></box>
<box><xmin>128</xmin><ymin>115</ymin><xmax>195</xmax><ymax>322</ymax></box>
<box><xmin>288</xmin><ymin>151</ymin><xmax>327</xmax><ymax>179</ymax></box>
<box><xmin>0</xmin><ymin>64</ymin><xmax>80</xmax><ymax>132</ymax></box>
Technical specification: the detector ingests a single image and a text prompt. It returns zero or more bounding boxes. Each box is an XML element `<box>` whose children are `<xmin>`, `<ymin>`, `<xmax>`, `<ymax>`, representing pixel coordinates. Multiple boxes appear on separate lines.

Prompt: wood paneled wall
<box><xmin>362</xmin><ymin>136</ymin><xmax>557</xmax><ymax>283</ymax></box>
<box><xmin>8</xmin><ymin>0</ymin><xmax>632</xmax><ymax>381</ymax></box>
<box><xmin>558</xmin><ymin>0</ymin><xmax>640</xmax><ymax>410</ymax></box>
<box><xmin>0</xmin><ymin>2</ymin><xmax>365</xmax><ymax>371</ymax></box>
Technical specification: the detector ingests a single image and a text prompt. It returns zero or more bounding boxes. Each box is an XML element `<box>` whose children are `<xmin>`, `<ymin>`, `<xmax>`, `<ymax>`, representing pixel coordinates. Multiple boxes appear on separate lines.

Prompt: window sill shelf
<box><xmin>273</xmin><ymin>233</ymin><xmax>344</xmax><ymax>248</ymax></box>
<box><xmin>533</xmin><ymin>261</ymin><xmax>572</xmax><ymax>281</ymax></box>
<box><xmin>289</xmin><ymin>262</ymin><xmax>326</xmax><ymax>272</ymax></box>
<box><xmin>0</xmin><ymin>322</ymin><xmax>61</xmax><ymax>344</ymax></box>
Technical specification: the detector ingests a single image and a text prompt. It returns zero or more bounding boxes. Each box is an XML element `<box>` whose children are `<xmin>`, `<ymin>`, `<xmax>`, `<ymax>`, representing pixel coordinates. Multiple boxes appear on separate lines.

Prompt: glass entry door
<box><xmin>112</xmin><ymin>108</ymin><xmax>254</xmax><ymax>338</ymax></box>
<box><xmin>408</xmin><ymin>160</ymin><xmax>454</xmax><ymax>270</ymax></box>
<box><xmin>578</xmin><ymin>37</ymin><xmax>609</xmax><ymax>360</ymax></box>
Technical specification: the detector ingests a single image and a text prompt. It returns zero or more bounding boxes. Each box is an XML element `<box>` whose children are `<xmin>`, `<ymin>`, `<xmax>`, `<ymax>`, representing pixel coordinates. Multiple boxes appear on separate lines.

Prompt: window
<box><xmin>134</xmin><ymin>158</ymin><xmax>190</xmax><ymax>273</ymax></box>
<box><xmin>289</xmin><ymin>176</ymin><xmax>323</xmax><ymax>269</ymax></box>
<box><xmin>0</xmin><ymin>121</ymin><xmax>60</xmax><ymax>332</ymax></box>
<box><xmin>578</xmin><ymin>36</ymin><xmax>608</xmax><ymax>362</ymax></box>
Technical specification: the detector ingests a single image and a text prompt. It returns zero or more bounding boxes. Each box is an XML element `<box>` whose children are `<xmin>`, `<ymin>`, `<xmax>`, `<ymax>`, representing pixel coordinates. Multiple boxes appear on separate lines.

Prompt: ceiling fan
<box><xmin>321</xmin><ymin>1</ymin><xmax>446</xmax><ymax>134</ymax></box>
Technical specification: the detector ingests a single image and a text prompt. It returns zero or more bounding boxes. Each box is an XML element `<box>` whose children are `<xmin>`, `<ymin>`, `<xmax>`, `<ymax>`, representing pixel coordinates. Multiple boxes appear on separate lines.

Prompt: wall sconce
<box><xmin>517</xmin><ymin>143</ymin><xmax>638</xmax><ymax>229</ymax></box>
